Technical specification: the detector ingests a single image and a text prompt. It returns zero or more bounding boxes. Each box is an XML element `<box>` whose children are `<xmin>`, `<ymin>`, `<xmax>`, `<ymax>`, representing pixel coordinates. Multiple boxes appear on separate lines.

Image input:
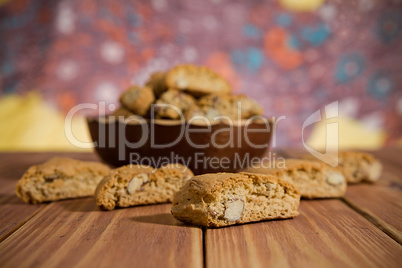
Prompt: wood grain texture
<box><xmin>205</xmin><ymin>199</ymin><xmax>402</xmax><ymax>268</ymax></box>
<box><xmin>0</xmin><ymin>178</ymin><xmax>44</xmax><ymax>242</ymax></box>
<box><xmin>0</xmin><ymin>153</ymin><xmax>101</xmax><ymax>242</ymax></box>
<box><xmin>1</xmin><ymin>151</ymin><xmax>402</xmax><ymax>268</ymax></box>
<box><xmin>0</xmin><ymin>200</ymin><xmax>203</xmax><ymax>268</ymax></box>
<box><xmin>371</xmin><ymin>148</ymin><xmax>402</xmax><ymax>167</ymax></box>
<box><xmin>343</xmin><ymin>150</ymin><xmax>402</xmax><ymax>244</ymax></box>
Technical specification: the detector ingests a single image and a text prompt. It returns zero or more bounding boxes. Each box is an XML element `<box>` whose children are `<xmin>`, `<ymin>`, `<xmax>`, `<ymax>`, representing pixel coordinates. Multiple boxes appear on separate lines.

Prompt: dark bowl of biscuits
<box><xmin>87</xmin><ymin>64</ymin><xmax>273</xmax><ymax>174</ymax></box>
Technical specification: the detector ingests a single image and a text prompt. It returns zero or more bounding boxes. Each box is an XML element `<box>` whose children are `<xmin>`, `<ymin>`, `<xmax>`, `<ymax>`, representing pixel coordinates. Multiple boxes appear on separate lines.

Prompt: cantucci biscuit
<box><xmin>95</xmin><ymin>163</ymin><xmax>194</xmax><ymax>210</ymax></box>
<box><xmin>303</xmin><ymin>152</ymin><xmax>382</xmax><ymax>183</ymax></box>
<box><xmin>145</xmin><ymin>71</ymin><xmax>168</xmax><ymax>98</ymax></box>
<box><xmin>245</xmin><ymin>159</ymin><xmax>347</xmax><ymax>199</ymax></box>
<box><xmin>171</xmin><ymin>172</ymin><xmax>300</xmax><ymax>227</ymax></box>
<box><xmin>119</xmin><ymin>85</ymin><xmax>155</xmax><ymax>116</ymax></box>
<box><xmin>154</xmin><ymin>89</ymin><xmax>195</xmax><ymax>119</ymax></box>
<box><xmin>16</xmin><ymin>157</ymin><xmax>110</xmax><ymax>204</ymax></box>
<box><xmin>165</xmin><ymin>64</ymin><xmax>231</xmax><ymax>96</ymax></box>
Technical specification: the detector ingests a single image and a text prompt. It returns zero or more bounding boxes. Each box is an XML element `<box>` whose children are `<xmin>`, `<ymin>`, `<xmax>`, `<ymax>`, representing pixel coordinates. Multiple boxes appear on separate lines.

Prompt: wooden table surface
<box><xmin>0</xmin><ymin>149</ymin><xmax>401</xmax><ymax>268</ymax></box>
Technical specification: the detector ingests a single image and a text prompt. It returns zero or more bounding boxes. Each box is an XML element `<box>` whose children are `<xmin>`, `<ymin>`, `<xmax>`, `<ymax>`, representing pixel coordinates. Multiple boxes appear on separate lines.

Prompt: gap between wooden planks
<box><xmin>339</xmin><ymin>149</ymin><xmax>401</xmax><ymax>244</ymax></box>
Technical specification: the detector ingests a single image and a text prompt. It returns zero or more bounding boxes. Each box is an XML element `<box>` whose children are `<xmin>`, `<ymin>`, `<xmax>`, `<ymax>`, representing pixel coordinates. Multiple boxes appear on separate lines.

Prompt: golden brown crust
<box><xmin>145</xmin><ymin>71</ymin><xmax>168</xmax><ymax>97</ymax></box>
<box><xmin>338</xmin><ymin>152</ymin><xmax>382</xmax><ymax>183</ymax></box>
<box><xmin>95</xmin><ymin>165</ymin><xmax>155</xmax><ymax>210</ymax></box>
<box><xmin>119</xmin><ymin>85</ymin><xmax>155</xmax><ymax>116</ymax></box>
<box><xmin>95</xmin><ymin>163</ymin><xmax>194</xmax><ymax>210</ymax></box>
<box><xmin>154</xmin><ymin>90</ymin><xmax>196</xmax><ymax>119</ymax></box>
<box><xmin>231</xmin><ymin>94</ymin><xmax>263</xmax><ymax>118</ymax></box>
<box><xmin>186</xmin><ymin>94</ymin><xmax>236</xmax><ymax>122</ymax></box>
<box><xmin>171</xmin><ymin>172</ymin><xmax>300</xmax><ymax>227</ymax></box>
<box><xmin>251</xmin><ymin>158</ymin><xmax>338</xmax><ymax>175</ymax></box>
<box><xmin>245</xmin><ymin>159</ymin><xmax>347</xmax><ymax>199</ymax></box>
<box><xmin>303</xmin><ymin>151</ymin><xmax>382</xmax><ymax>183</ymax></box>
<box><xmin>16</xmin><ymin>157</ymin><xmax>110</xmax><ymax>204</ymax></box>
<box><xmin>187</xmin><ymin>172</ymin><xmax>298</xmax><ymax>195</ymax></box>
<box><xmin>165</xmin><ymin>64</ymin><xmax>231</xmax><ymax>96</ymax></box>
<box><xmin>185</xmin><ymin>93</ymin><xmax>263</xmax><ymax>123</ymax></box>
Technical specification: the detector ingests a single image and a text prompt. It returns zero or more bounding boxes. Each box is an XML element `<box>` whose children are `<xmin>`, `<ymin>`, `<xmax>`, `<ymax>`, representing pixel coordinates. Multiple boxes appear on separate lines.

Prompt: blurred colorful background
<box><xmin>0</xmin><ymin>0</ymin><xmax>401</xmax><ymax>151</ymax></box>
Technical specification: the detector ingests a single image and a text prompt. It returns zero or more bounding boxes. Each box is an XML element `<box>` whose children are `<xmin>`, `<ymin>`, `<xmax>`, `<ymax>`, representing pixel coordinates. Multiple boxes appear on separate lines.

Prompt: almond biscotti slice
<box><xmin>245</xmin><ymin>159</ymin><xmax>347</xmax><ymax>199</ymax></box>
<box><xmin>95</xmin><ymin>163</ymin><xmax>194</xmax><ymax>210</ymax></box>
<box><xmin>304</xmin><ymin>151</ymin><xmax>382</xmax><ymax>183</ymax></box>
<box><xmin>16</xmin><ymin>157</ymin><xmax>110</xmax><ymax>204</ymax></box>
<box><xmin>171</xmin><ymin>172</ymin><xmax>300</xmax><ymax>227</ymax></box>
<box><xmin>336</xmin><ymin>152</ymin><xmax>382</xmax><ymax>183</ymax></box>
<box><xmin>231</xmin><ymin>94</ymin><xmax>263</xmax><ymax>118</ymax></box>
<box><xmin>154</xmin><ymin>89</ymin><xmax>196</xmax><ymax>119</ymax></box>
<box><xmin>185</xmin><ymin>94</ymin><xmax>237</xmax><ymax>123</ymax></box>
<box><xmin>145</xmin><ymin>71</ymin><xmax>168</xmax><ymax>97</ymax></box>
<box><xmin>119</xmin><ymin>85</ymin><xmax>155</xmax><ymax>116</ymax></box>
<box><xmin>165</xmin><ymin>64</ymin><xmax>231</xmax><ymax>96</ymax></box>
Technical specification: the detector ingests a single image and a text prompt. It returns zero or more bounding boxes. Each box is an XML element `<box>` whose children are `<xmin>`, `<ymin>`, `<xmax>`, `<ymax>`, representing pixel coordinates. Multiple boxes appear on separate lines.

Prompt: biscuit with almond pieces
<box><xmin>95</xmin><ymin>163</ymin><xmax>194</xmax><ymax>210</ymax></box>
<box><xmin>245</xmin><ymin>159</ymin><xmax>347</xmax><ymax>199</ymax></box>
<box><xmin>154</xmin><ymin>90</ymin><xmax>196</xmax><ymax>119</ymax></box>
<box><xmin>16</xmin><ymin>157</ymin><xmax>110</xmax><ymax>204</ymax></box>
<box><xmin>231</xmin><ymin>94</ymin><xmax>263</xmax><ymax>118</ymax></box>
<box><xmin>166</xmin><ymin>64</ymin><xmax>231</xmax><ymax>96</ymax></box>
<box><xmin>304</xmin><ymin>152</ymin><xmax>382</xmax><ymax>183</ymax></box>
<box><xmin>119</xmin><ymin>85</ymin><xmax>155</xmax><ymax>116</ymax></box>
<box><xmin>145</xmin><ymin>71</ymin><xmax>168</xmax><ymax>97</ymax></box>
<box><xmin>171</xmin><ymin>172</ymin><xmax>300</xmax><ymax>227</ymax></box>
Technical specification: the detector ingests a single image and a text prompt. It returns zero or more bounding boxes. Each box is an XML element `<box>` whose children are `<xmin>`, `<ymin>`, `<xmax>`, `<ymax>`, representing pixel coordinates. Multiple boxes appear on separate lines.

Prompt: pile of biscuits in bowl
<box><xmin>87</xmin><ymin>64</ymin><xmax>272</xmax><ymax>174</ymax></box>
<box><xmin>113</xmin><ymin>64</ymin><xmax>263</xmax><ymax>123</ymax></box>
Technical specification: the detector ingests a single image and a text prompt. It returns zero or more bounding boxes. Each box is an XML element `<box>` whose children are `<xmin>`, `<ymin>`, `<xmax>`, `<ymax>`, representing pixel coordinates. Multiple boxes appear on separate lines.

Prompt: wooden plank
<box><xmin>0</xmin><ymin>199</ymin><xmax>203</xmax><ymax>268</ymax></box>
<box><xmin>0</xmin><ymin>176</ymin><xmax>44</xmax><ymax>242</ymax></box>
<box><xmin>2</xmin><ymin>151</ymin><xmax>401</xmax><ymax>267</ymax></box>
<box><xmin>205</xmin><ymin>199</ymin><xmax>402</xmax><ymax>268</ymax></box>
<box><xmin>0</xmin><ymin>153</ymin><xmax>100</xmax><ymax>242</ymax></box>
<box><xmin>343</xmin><ymin>149</ymin><xmax>402</xmax><ymax>244</ymax></box>
<box><xmin>0</xmin><ymin>153</ymin><xmax>48</xmax><ymax>242</ymax></box>
<box><xmin>371</xmin><ymin>148</ymin><xmax>402</xmax><ymax>168</ymax></box>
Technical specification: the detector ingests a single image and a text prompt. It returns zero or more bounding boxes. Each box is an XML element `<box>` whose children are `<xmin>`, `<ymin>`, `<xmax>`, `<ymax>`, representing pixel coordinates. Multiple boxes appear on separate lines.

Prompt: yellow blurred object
<box><xmin>0</xmin><ymin>92</ymin><xmax>91</xmax><ymax>151</ymax></box>
<box><xmin>279</xmin><ymin>0</ymin><xmax>326</xmax><ymax>12</ymax></box>
<box><xmin>0</xmin><ymin>0</ymin><xmax>12</xmax><ymax>6</ymax></box>
<box><xmin>306</xmin><ymin>116</ymin><xmax>386</xmax><ymax>151</ymax></box>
